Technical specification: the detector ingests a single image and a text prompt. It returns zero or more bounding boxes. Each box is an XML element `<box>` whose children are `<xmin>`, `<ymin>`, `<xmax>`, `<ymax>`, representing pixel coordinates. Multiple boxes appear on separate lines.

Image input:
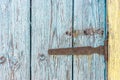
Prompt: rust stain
<box><xmin>10</xmin><ymin>70</ymin><xmax>15</xmax><ymax>80</ymax></box>
<box><xmin>65</xmin><ymin>28</ymin><xmax>104</xmax><ymax>37</ymax></box>
<box><xmin>73</xmin><ymin>30</ymin><xmax>79</xmax><ymax>37</ymax></box>
<box><xmin>88</xmin><ymin>55</ymin><xmax>92</xmax><ymax>73</ymax></box>
<box><xmin>11</xmin><ymin>34</ymin><xmax>14</xmax><ymax>48</ymax></box>
<box><xmin>10</xmin><ymin>34</ymin><xmax>14</xmax><ymax>55</ymax></box>
<box><xmin>66</xmin><ymin>70</ymin><xmax>70</xmax><ymax>80</ymax></box>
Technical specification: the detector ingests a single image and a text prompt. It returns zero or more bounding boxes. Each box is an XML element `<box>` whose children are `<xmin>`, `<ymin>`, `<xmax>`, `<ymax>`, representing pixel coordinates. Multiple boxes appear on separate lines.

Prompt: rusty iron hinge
<box><xmin>48</xmin><ymin>40</ymin><xmax>108</xmax><ymax>62</ymax></box>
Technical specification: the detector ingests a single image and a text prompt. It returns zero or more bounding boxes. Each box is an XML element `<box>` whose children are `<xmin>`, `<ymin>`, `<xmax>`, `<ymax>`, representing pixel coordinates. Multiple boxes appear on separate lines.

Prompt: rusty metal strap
<box><xmin>48</xmin><ymin>40</ymin><xmax>108</xmax><ymax>62</ymax></box>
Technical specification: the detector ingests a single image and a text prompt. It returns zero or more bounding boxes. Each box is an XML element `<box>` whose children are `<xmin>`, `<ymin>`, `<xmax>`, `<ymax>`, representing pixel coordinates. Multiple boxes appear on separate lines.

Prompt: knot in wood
<box><xmin>39</xmin><ymin>54</ymin><xmax>46</xmax><ymax>61</ymax></box>
<box><xmin>0</xmin><ymin>56</ymin><xmax>6</xmax><ymax>64</ymax></box>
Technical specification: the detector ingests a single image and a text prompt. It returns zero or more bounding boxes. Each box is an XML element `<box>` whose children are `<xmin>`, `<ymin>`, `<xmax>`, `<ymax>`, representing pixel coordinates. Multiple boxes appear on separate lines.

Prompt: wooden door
<box><xmin>31</xmin><ymin>0</ymin><xmax>107</xmax><ymax>80</ymax></box>
<box><xmin>0</xmin><ymin>0</ymin><xmax>109</xmax><ymax>80</ymax></box>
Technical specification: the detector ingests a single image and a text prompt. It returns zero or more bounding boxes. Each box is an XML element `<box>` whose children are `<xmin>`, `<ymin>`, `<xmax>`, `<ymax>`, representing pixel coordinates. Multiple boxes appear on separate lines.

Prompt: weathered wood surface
<box><xmin>0</xmin><ymin>0</ymin><xmax>30</xmax><ymax>80</ymax></box>
<box><xmin>73</xmin><ymin>0</ymin><xmax>106</xmax><ymax>80</ymax></box>
<box><xmin>32</xmin><ymin>0</ymin><xmax>72</xmax><ymax>80</ymax></box>
<box><xmin>108</xmin><ymin>0</ymin><xmax>120</xmax><ymax>80</ymax></box>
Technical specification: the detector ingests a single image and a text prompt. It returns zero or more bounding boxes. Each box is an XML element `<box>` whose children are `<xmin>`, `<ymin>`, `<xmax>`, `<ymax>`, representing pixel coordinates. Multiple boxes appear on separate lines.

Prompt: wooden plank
<box><xmin>32</xmin><ymin>0</ymin><xmax>72</xmax><ymax>80</ymax></box>
<box><xmin>108</xmin><ymin>0</ymin><xmax>120</xmax><ymax>80</ymax></box>
<box><xmin>0</xmin><ymin>0</ymin><xmax>30</xmax><ymax>80</ymax></box>
<box><xmin>73</xmin><ymin>0</ymin><xmax>106</xmax><ymax>80</ymax></box>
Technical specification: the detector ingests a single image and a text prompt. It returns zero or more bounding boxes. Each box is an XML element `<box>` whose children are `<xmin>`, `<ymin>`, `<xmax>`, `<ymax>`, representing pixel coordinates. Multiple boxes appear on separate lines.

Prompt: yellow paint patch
<box><xmin>108</xmin><ymin>0</ymin><xmax>120</xmax><ymax>80</ymax></box>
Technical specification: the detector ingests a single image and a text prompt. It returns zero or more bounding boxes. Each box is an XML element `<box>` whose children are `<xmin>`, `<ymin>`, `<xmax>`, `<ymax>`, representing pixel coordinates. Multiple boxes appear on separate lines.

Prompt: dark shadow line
<box><xmin>30</xmin><ymin>0</ymin><xmax>32</xmax><ymax>80</ymax></box>
<box><xmin>104</xmin><ymin>0</ymin><xmax>108</xmax><ymax>80</ymax></box>
<box><xmin>72</xmin><ymin>0</ymin><xmax>74</xmax><ymax>80</ymax></box>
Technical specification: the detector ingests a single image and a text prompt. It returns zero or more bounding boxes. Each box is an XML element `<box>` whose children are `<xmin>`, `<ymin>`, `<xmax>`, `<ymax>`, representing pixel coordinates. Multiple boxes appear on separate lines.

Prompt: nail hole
<box><xmin>84</xmin><ymin>30</ymin><xmax>88</xmax><ymax>35</ymax></box>
<box><xmin>66</xmin><ymin>31</ymin><xmax>69</xmax><ymax>35</ymax></box>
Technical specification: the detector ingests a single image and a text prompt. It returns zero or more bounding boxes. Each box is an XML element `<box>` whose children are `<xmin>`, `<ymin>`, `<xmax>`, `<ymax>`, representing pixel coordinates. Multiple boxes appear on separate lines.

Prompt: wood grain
<box><xmin>108</xmin><ymin>0</ymin><xmax>120</xmax><ymax>80</ymax></box>
<box><xmin>0</xmin><ymin>0</ymin><xmax>30</xmax><ymax>80</ymax></box>
<box><xmin>73</xmin><ymin>0</ymin><xmax>106</xmax><ymax>80</ymax></box>
<box><xmin>32</xmin><ymin>0</ymin><xmax>72</xmax><ymax>80</ymax></box>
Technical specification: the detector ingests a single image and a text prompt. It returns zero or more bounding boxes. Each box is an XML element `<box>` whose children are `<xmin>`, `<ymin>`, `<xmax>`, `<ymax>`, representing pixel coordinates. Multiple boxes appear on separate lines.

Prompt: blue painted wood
<box><xmin>0</xmin><ymin>0</ymin><xmax>107</xmax><ymax>80</ymax></box>
<box><xmin>0</xmin><ymin>0</ymin><xmax>30</xmax><ymax>80</ymax></box>
<box><xmin>32</xmin><ymin>0</ymin><xmax>72</xmax><ymax>80</ymax></box>
<box><xmin>73</xmin><ymin>0</ymin><xmax>106</xmax><ymax>80</ymax></box>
